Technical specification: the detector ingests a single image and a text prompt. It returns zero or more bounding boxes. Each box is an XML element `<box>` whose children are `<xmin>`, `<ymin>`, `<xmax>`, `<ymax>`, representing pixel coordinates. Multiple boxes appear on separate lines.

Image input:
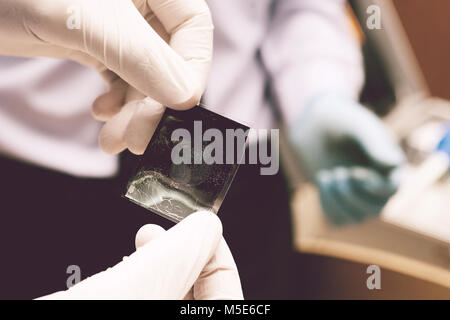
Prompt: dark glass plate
<box><xmin>124</xmin><ymin>106</ymin><xmax>249</xmax><ymax>223</ymax></box>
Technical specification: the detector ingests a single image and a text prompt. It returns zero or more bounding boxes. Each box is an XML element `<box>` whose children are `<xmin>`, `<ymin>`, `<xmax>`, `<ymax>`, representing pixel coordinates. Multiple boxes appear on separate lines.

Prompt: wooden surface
<box><xmin>291</xmin><ymin>184</ymin><xmax>450</xmax><ymax>297</ymax></box>
<box><xmin>393</xmin><ymin>0</ymin><xmax>450</xmax><ymax>100</ymax></box>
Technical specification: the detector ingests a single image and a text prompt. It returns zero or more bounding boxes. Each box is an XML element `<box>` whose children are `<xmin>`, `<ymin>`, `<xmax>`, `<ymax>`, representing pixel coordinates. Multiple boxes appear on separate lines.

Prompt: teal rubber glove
<box><xmin>289</xmin><ymin>94</ymin><xmax>405</xmax><ymax>225</ymax></box>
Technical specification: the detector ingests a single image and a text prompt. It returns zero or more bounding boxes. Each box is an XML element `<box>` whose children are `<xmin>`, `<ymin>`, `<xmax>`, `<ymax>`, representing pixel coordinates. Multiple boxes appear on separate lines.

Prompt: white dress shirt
<box><xmin>0</xmin><ymin>56</ymin><xmax>117</xmax><ymax>177</ymax></box>
<box><xmin>205</xmin><ymin>0</ymin><xmax>364</xmax><ymax>128</ymax></box>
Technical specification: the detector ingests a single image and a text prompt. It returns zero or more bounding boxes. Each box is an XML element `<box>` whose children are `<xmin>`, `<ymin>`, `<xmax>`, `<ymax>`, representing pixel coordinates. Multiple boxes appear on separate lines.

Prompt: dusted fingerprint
<box><xmin>123</xmin><ymin>106</ymin><xmax>249</xmax><ymax>223</ymax></box>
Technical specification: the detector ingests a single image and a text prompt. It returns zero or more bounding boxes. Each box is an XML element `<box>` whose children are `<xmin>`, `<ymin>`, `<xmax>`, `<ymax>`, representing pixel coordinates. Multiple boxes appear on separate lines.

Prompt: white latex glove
<box><xmin>0</xmin><ymin>0</ymin><xmax>213</xmax><ymax>154</ymax></box>
<box><xmin>37</xmin><ymin>212</ymin><xmax>243</xmax><ymax>300</ymax></box>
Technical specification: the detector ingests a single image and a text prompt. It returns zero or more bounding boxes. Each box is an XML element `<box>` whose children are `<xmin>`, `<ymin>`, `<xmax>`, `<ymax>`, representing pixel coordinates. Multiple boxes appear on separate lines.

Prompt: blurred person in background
<box><xmin>0</xmin><ymin>0</ymin><xmax>404</xmax><ymax>299</ymax></box>
<box><xmin>203</xmin><ymin>0</ymin><xmax>404</xmax><ymax>298</ymax></box>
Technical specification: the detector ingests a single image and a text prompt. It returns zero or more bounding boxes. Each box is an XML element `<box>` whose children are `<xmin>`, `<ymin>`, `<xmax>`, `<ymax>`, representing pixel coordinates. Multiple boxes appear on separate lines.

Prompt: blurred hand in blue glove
<box><xmin>289</xmin><ymin>94</ymin><xmax>405</xmax><ymax>225</ymax></box>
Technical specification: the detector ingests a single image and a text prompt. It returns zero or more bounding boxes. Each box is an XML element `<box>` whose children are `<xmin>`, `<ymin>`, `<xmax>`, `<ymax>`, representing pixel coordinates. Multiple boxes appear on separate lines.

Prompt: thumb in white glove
<box><xmin>37</xmin><ymin>212</ymin><xmax>243</xmax><ymax>300</ymax></box>
<box><xmin>0</xmin><ymin>0</ymin><xmax>214</xmax><ymax>155</ymax></box>
<box><xmin>136</xmin><ymin>220</ymin><xmax>243</xmax><ymax>300</ymax></box>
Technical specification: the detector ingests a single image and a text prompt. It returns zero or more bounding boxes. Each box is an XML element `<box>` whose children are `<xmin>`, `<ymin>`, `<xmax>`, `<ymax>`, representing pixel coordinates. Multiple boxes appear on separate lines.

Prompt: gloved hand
<box><xmin>0</xmin><ymin>0</ymin><xmax>213</xmax><ymax>155</ymax></box>
<box><xmin>38</xmin><ymin>212</ymin><xmax>243</xmax><ymax>300</ymax></box>
<box><xmin>289</xmin><ymin>94</ymin><xmax>405</xmax><ymax>225</ymax></box>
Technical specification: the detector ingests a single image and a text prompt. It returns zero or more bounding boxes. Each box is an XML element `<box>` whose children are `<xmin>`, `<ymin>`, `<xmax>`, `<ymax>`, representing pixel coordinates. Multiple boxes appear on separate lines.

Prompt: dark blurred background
<box><xmin>393</xmin><ymin>0</ymin><xmax>450</xmax><ymax>101</ymax></box>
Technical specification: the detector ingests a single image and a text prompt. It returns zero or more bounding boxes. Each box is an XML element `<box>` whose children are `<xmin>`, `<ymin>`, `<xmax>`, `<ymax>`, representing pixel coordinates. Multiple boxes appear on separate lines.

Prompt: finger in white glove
<box><xmin>98</xmin><ymin>88</ymin><xmax>165</xmax><ymax>155</ymax></box>
<box><xmin>135</xmin><ymin>221</ymin><xmax>244</xmax><ymax>300</ymax></box>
